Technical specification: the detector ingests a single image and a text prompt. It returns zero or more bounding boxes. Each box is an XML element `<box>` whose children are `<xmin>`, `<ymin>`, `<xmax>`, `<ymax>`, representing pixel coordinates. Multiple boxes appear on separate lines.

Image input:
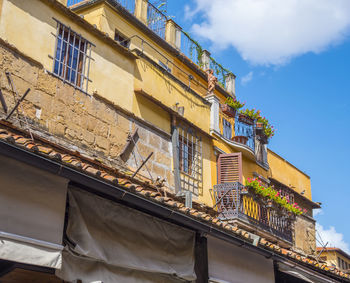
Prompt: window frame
<box><xmin>222</xmin><ymin>117</ymin><xmax>232</xmax><ymax>139</ymax></box>
<box><xmin>177</xmin><ymin>125</ymin><xmax>203</xmax><ymax>195</ymax></box>
<box><xmin>114</xmin><ymin>29</ymin><xmax>130</xmax><ymax>48</ymax></box>
<box><xmin>52</xmin><ymin>19</ymin><xmax>94</xmax><ymax>92</ymax></box>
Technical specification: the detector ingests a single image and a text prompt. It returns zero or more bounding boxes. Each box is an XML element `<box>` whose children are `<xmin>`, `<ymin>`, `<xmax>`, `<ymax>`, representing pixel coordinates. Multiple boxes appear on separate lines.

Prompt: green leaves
<box><xmin>245</xmin><ymin>178</ymin><xmax>304</xmax><ymax>215</ymax></box>
<box><xmin>225</xmin><ymin>97</ymin><xmax>245</xmax><ymax>110</ymax></box>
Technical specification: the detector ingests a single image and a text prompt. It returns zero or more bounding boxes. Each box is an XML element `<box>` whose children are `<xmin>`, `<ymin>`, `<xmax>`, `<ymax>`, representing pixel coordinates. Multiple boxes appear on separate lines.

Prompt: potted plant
<box><xmin>255</xmin><ymin>116</ymin><xmax>275</xmax><ymax>144</ymax></box>
<box><xmin>265</xmin><ymin>199</ymin><xmax>273</xmax><ymax>208</ymax></box>
<box><xmin>240</xmin><ymin>186</ymin><xmax>249</xmax><ymax>195</ymax></box>
<box><xmin>239</xmin><ymin>108</ymin><xmax>260</xmax><ymax>126</ymax></box>
<box><xmin>232</xmin><ymin>135</ymin><xmax>248</xmax><ymax>145</ymax></box>
<box><xmin>221</xmin><ymin>97</ymin><xmax>245</xmax><ymax>118</ymax></box>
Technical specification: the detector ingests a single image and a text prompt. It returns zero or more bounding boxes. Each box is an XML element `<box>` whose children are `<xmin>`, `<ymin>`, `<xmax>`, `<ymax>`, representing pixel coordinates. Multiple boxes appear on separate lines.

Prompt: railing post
<box><xmin>134</xmin><ymin>0</ymin><xmax>148</xmax><ymax>24</ymax></box>
<box><xmin>225</xmin><ymin>73</ymin><xmax>236</xmax><ymax>97</ymax></box>
<box><xmin>165</xmin><ymin>19</ymin><xmax>182</xmax><ymax>49</ymax></box>
<box><xmin>201</xmin><ymin>50</ymin><xmax>211</xmax><ymax>70</ymax></box>
<box><xmin>205</xmin><ymin>94</ymin><xmax>220</xmax><ymax>135</ymax></box>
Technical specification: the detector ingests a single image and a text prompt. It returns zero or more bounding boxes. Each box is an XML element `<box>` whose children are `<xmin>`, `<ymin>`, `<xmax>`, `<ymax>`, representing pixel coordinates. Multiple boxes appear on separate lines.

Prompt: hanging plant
<box><xmin>245</xmin><ymin>178</ymin><xmax>306</xmax><ymax>216</ymax></box>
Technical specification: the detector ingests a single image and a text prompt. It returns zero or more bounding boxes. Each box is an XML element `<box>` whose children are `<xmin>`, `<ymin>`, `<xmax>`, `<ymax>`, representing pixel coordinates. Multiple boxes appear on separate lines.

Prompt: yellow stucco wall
<box><xmin>77</xmin><ymin>3</ymin><xmax>174</xmax><ymax>70</ymax></box>
<box><xmin>320</xmin><ymin>250</ymin><xmax>350</xmax><ymax>270</ymax></box>
<box><xmin>133</xmin><ymin>59</ymin><xmax>211</xmax><ymax>133</ymax></box>
<box><xmin>268</xmin><ymin>149</ymin><xmax>312</xmax><ymax>200</ymax></box>
<box><xmin>199</xmin><ymin>135</ymin><xmax>214</xmax><ymax>206</ymax></box>
<box><xmin>0</xmin><ymin>0</ymin><xmax>135</xmax><ymax>111</ymax></box>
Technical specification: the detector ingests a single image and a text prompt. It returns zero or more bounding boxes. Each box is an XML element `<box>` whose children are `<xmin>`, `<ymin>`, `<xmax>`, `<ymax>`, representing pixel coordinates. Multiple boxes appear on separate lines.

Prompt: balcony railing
<box><xmin>213</xmin><ymin>182</ymin><xmax>293</xmax><ymax>243</ymax></box>
<box><xmin>233</xmin><ymin>115</ymin><xmax>255</xmax><ymax>152</ymax></box>
<box><xmin>147</xmin><ymin>2</ymin><xmax>167</xmax><ymax>39</ymax></box>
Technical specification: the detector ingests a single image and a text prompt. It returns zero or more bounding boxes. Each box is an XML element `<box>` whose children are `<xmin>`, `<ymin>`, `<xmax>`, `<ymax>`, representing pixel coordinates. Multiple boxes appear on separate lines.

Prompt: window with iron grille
<box><xmin>53</xmin><ymin>20</ymin><xmax>93</xmax><ymax>92</ymax></box>
<box><xmin>178</xmin><ymin>126</ymin><xmax>202</xmax><ymax>195</ymax></box>
<box><xmin>222</xmin><ymin>118</ymin><xmax>232</xmax><ymax>139</ymax></box>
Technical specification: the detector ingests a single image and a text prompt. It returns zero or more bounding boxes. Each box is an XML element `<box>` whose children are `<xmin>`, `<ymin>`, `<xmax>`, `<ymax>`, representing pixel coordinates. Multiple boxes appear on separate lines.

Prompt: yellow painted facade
<box><xmin>318</xmin><ymin>249</ymin><xmax>350</xmax><ymax>272</ymax></box>
<box><xmin>0</xmin><ymin>0</ymin><xmax>314</xmax><ymax>211</ymax></box>
<box><xmin>268</xmin><ymin>149</ymin><xmax>312</xmax><ymax>200</ymax></box>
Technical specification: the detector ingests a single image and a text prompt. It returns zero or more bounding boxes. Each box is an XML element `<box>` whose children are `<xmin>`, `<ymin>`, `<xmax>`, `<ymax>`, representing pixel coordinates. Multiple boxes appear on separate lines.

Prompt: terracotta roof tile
<box><xmin>0</xmin><ymin>124</ymin><xmax>349</xmax><ymax>282</ymax></box>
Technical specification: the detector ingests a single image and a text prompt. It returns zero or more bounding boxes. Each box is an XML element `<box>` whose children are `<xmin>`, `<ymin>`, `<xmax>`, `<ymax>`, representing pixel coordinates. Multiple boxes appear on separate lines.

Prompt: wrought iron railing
<box><xmin>233</xmin><ymin>115</ymin><xmax>255</xmax><ymax>152</ymax></box>
<box><xmin>209</xmin><ymin>57</ymin><xmax>231</xmax><ymax>89</ymax></box>
<box><xmin>213</xmin><ymin>182</ymin><xmax>293</xmax><ymax>243</ymax></box>
<box><xmin>147</xmin><ymin>2</ymin><xmax>167</xmax><ymax>39</ymax></box>
<box><xmin>180</xmin><ymin>31</ymin><xmax>202</xmax><ymax>66</ymax></box>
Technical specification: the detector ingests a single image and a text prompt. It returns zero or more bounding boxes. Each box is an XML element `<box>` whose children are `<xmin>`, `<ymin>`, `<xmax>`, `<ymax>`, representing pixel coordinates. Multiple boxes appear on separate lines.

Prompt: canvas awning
<box><xmin>207</xmin><ymin>235</ymin><xmax>275</xmax><ymax>283</ymax></box>
<box><xmin>0</xmin><ymin>155</ymin><xmax>68</xmax><ymax>269</ymax></box>
<box><xmin>56</xmin><ymin>187</ymin><xmax>196</xmax><ymax>282</ymax></box>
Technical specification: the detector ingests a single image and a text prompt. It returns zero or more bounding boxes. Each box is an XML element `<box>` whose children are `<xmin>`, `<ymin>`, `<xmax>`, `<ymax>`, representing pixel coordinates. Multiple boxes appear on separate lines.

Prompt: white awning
<box><xmin>207</xmin><ymin>236</ymin><xmax>275</xmax><ymax>283</ymax></box>
<box><xmin>0</xmin><ymin>155</ymin><xmax>68</xmax><ymax>269</ymax></box>
<box><xmin>0</xmin><ymin>235</ymin><xmax>62</xmax><ymax>269</ymax></box>
<box><xmin>56</xmin><ymin>187</ymin><xmax>196</xmax><ymax>282</ymax></box>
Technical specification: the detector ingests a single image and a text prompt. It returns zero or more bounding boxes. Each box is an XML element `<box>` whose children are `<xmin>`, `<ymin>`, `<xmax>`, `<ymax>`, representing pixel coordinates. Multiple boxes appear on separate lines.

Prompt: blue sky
<box><xmin>168</xmin><ymin>0</ymin><xmax>350</xmax><ymax>251</ymax></box>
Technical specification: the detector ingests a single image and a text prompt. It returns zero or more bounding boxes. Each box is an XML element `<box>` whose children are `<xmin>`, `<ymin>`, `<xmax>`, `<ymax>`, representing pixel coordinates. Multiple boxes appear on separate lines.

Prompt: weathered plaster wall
<box><xmin>134</xmin><ymin>59</ymin><xmax>211</xmax><ymax>133</ymax></box>
<box><xmin>0</xmin><ymin>42</ymin><xmax>175</xmax><ymax>190</ymax></box>
<box><xmin>294</xmin><ymin>215</ymin><xmax>316</xmax><ymax>256</ymax></box>
<box><xmin>0</xmin><ymin>0</ymin><xmax>135</xmax><ymax>111</ymax></box>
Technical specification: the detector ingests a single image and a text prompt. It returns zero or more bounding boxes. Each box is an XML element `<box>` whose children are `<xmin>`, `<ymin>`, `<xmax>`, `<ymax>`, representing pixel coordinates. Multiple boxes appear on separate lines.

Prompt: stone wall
<box><xmin>0</xmin><ymin>42</ymin><xmax>174</xmax><ymax>190</ymax></box>
<box><xmin>294</xmin><ymin>215</ymin><xmax>316</xmax><ymax>256</ymax></box>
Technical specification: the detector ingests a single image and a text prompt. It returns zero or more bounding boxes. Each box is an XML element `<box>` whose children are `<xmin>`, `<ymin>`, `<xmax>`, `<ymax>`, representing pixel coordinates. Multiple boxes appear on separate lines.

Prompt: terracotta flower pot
<box><xmin>266</xmin><ymin>199</ymin><xmax>273</xmax><ymax>208</ymax></box>
<box><xmin>238</xmin><ymin>113</ymin><xmax>254</xmax><ymax>125</ymax></box>
<box><xmin>240</xmin><ymin>187</ymin><xmax>249</xmax><ymax>195</ymax></box>
<box><xmin>232</xmin><ymin>135</ymin><xmax>248</xmax><ymax>145</ymax></box>
<box><xmin>220</xmin><ymin>104</ymin><xmax>236</xmax><ymax>118</ymax></box>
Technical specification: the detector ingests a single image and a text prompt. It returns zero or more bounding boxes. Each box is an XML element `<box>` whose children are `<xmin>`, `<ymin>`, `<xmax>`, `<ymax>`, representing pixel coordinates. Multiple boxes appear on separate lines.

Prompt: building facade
<box><xmin>0</xmin><ymin>0</ymin><xmax>348</xmax><ymax>282</ymax></box>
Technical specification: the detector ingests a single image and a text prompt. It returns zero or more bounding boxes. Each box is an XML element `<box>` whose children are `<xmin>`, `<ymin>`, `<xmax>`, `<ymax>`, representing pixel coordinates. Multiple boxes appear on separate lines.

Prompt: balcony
<box><xmin>213</xmin><ymin>182</ymin><xmax>293</xmax><ymax>245</ymax></box>
<box><xmin>218</xmin><ymin>109</ymin><xmax>256</xmax><ymax>156</ymax></box>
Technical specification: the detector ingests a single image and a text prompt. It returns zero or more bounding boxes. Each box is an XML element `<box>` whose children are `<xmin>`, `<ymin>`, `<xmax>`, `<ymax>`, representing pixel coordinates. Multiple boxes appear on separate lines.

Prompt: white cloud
<box><xmin>241</xmin><ymin>71</ymin><xmax>253</xmax><ymax>85</ymax></box>
<box><xmin>313</xmin><ymin>209</ymin><xmax>324</xmax><ymax>217</ymax></box>
<box><xmin>316</xmin><ymin>223</ymin><xmax>350</xmax><ymax>253</ymax></box>
<box><xmin>188</xmin><ymin>0</ymin><xmax>350</xmax><ymax>65</ymax></box>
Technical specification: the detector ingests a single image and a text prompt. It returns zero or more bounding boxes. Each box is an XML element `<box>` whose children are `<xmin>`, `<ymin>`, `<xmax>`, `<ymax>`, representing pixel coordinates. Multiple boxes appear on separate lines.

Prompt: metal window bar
<box><xmin>147</xmin><ymin>1</ymin><xmax>167</xmax><ymax>39</ymax></box>
<box><xmin>213</xmin><ymin>183</ymin><xmax>293</xmax><ymax>243</ymax></box>
<box><xmin>52</xmin><ymin>19</ymin><xmax>94</xmax><ymax>93</ymax></box>
<box><xmin>178</xmin><ymin>126</ymin><xmax>202</xmax><ymax>195</ymax></box>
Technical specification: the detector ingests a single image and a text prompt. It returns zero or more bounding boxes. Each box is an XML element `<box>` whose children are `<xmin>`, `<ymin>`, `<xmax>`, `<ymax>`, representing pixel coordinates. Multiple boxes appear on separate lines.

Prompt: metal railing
<box><xmin>147</xmin><ymin>2</ymin><xmax>167</xmax><ymax>39</ymax></box>
<box><xmin>209</xmin><ymin>57</ymin><xmax>231</xmax><ymax>88</ymax></box>
<box><xmin>234</xmin><ymin>115</ymin><xmax>255</xmax><ymax>152</ymax></box>
<box><xmin>213</xmin><ymin>182</ymin><xmax>293</xmax><ymax>243</ymax></box>
<box><xmin>180</xmin><ymin>31</ymin><xmax>202</xmax><ymax>66</ymax></box>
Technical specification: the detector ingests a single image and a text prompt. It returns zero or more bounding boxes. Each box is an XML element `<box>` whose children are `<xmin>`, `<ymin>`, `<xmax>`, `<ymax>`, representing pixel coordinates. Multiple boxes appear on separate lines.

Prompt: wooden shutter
<box><xmin>218</xmin><ymin>153</ymin><xmax>242</xmax><ymax>183</ymax></box>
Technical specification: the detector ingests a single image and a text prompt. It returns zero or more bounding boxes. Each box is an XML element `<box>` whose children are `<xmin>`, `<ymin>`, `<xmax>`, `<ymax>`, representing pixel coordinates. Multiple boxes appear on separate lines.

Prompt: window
<box><xmin>222</xmin><ymin>118</ymin><xmax>232</xmax><ymax>139</ymax></box>
<box><xmin>178</xmin><ymin>126</ymin><xmax>202</xmax><ymax>195</ymax></box>
<box><xmin>53</xmin><ymin>20</ymin><xmax>93</xmax><ymax>91</ymax></box>
<box><xmin>217</xmin><ymin>153</ymin><xmax>242</xmax><ymax>184</ymax></box>
<box><xmin>114</xmin><ymin>30</ymin><xmax>130</xmax><ymax>48</ymax></box>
